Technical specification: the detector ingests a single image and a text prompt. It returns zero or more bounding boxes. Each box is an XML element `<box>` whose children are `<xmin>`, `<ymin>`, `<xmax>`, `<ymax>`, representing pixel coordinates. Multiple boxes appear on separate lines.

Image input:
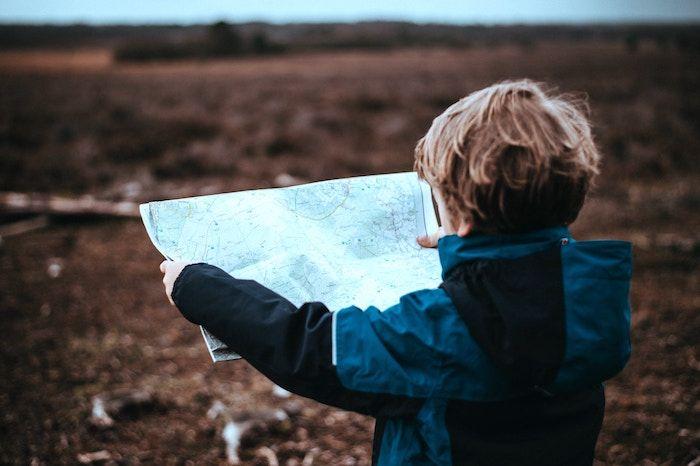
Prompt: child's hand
<box><xmin>159</xmin><ymin>260</ymin><xmax>192</xmax><ymax>305</ymax></box>
<box><xmin>416</xmin><ymin>227</ymin><xmax>445</xmax><ymax>248</ymax></box>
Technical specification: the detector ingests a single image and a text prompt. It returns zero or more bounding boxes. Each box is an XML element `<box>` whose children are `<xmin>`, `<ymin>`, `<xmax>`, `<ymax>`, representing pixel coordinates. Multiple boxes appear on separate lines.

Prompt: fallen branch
<box><xmin>0</xmin><ymin>215</ymin><xmax>51</xmax><ymax>238</ymax></box>
<box><xmin>0</xmin><ymin>192</ymin><xmax>140</xmax><ymax>218</ymax></box>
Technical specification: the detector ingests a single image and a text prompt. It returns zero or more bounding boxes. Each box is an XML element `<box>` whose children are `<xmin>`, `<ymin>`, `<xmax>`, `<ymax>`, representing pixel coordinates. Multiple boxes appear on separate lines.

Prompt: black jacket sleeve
<box><xmin>171</xmin><ymin>263</ymin><xmax>423</xmax><ymax>418</ymax></box>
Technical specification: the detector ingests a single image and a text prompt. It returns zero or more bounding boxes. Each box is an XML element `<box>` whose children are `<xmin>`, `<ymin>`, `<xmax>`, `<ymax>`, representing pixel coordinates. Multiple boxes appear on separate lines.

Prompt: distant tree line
<box><xmin>114</xmin><ymin>22</ymin><xmax>700</xmax><ymax>61</ymax></box>
<box><xmin>0</xmin><ymin>22</ymin><xmax>698</xmax><ymax>60</ymax></box>
<box><xmin>0</xmin><ymin>24</ymin><xmax>194</xmax><ymax>49</ymax></box>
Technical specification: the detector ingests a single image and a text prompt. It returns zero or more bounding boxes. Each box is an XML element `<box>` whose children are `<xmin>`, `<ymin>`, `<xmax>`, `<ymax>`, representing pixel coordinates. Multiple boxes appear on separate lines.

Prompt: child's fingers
<box><xmin>159</xmin><ymin>261</ymin><xmax>191</xmax><ymax>306</ymax></box>
<box><xmin>416</xmin><ymin>227</ymin><xmax>445</xmax><ymax>248</ymax></box>
<box><xmin>416</xmin><ymin>232</ymin><xmax>438</xmax><ymax>248</ymax></box>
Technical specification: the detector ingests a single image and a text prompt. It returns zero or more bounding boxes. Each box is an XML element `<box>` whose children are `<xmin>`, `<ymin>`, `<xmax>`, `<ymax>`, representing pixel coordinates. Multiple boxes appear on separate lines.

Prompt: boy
<box><xmin>160</xmin><ymin>80</ymin><xmax>631</xmax><ymax>465</ymax></box>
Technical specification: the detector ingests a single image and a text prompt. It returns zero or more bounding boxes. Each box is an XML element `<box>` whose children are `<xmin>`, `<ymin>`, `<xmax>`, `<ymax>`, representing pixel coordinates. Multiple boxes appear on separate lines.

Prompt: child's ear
<box><xmin>457</xmin><ymin>222</ymin><xmax>472</xmax><ymax>237</ymax></box>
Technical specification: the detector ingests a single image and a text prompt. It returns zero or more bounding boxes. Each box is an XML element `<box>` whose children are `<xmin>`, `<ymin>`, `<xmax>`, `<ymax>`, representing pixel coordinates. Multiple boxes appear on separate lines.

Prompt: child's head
<box><xmin>415</xmin><ymin>79</ymin><xmax>600</xmax><ymax>235</ymax></box>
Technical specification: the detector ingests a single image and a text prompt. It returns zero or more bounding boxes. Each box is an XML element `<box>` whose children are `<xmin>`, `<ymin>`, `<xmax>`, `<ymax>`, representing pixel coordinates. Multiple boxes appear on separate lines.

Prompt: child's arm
<box><xmin>162</xmin><ymin>261</ymin><xmax>425</xmax><ymax>418</ymax></box>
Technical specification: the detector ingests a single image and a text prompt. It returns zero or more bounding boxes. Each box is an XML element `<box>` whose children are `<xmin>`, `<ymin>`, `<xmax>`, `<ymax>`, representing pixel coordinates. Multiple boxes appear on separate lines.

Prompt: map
<box><xmin>140</xmin><ymin>172</ymin><xmax>442</xmax><ymax>361</ymax></box>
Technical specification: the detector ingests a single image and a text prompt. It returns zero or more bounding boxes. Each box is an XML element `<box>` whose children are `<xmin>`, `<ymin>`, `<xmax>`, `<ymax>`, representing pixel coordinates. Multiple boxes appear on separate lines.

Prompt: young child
<box><xmin>160</xmin><ymin>80</ymin><xmax>631</xmax><ymax>466</ymax></box>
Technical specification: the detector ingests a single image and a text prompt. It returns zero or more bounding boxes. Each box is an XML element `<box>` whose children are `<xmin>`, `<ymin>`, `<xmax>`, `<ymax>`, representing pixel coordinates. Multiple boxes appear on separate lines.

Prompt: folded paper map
<box><xmin>140</xmin><ymin>172</ymin><xmax>442</xmax><ymax>362</ymax></box>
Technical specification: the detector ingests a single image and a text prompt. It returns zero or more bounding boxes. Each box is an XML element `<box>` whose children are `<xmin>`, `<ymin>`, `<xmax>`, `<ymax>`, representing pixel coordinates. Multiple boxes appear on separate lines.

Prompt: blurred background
<box><xmin>0</xmin><ymin>1</ymin><xmax>699</xmax><ymax>465</ymax></box>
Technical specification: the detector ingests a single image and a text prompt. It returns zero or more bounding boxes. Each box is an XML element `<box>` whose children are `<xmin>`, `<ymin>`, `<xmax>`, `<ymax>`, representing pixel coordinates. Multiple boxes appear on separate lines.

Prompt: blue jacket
<box><xmin>172</xmin><ymin>226</ymin><xmax>632</xmax><ymax>465</ymax></box>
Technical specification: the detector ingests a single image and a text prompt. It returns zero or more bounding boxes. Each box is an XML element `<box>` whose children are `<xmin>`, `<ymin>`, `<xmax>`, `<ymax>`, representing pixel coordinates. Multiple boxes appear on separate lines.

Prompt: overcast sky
<box><xmin>1</xmin><ymin>0</ymin><xmax>698</xmax><ymax>25</ymax></box>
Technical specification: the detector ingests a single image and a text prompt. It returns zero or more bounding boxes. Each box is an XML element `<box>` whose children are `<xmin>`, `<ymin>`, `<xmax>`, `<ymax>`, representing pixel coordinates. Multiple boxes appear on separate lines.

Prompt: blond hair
<box><xmin>415</xmin><ymin>79</ymin><xmax>600</xmax><ymax>233</ymax></box>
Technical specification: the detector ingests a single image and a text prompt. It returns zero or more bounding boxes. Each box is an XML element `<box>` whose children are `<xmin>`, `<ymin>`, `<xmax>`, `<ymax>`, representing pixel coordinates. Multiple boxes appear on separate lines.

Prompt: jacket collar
<box><xmin>437</xmin><ymin>226</ymin><xmax>572</xmax><ymax>279</ymax></box>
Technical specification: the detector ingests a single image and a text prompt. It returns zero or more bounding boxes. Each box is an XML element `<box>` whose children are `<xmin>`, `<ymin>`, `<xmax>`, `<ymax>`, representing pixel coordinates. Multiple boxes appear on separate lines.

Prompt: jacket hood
<box><xmin>437</xmin><ymin>227</ymin><xmax>633</xmax><ymax>393</ymax></box>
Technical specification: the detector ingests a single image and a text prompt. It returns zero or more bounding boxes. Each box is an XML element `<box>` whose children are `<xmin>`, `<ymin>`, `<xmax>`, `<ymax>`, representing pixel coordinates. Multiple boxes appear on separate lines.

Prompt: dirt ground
<box><xmin>1</xmin><ymin>42</ymin><xmax>699</xmax><ymax>465</ymax></box>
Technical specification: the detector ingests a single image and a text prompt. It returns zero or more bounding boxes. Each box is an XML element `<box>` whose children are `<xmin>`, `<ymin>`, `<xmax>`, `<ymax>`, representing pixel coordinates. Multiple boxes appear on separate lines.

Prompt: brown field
<box><xmin>1</xmin><ymin>41</ymin><xmax>699</xmax><ymax>465</ymax></box>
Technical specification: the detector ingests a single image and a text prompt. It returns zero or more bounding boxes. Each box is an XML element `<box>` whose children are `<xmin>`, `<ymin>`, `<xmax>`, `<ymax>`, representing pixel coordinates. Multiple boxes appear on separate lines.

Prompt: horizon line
<box><xmin>1</xmin><ymin>17</ymin><xmax>699</xmax><ymax>27</ymax></box>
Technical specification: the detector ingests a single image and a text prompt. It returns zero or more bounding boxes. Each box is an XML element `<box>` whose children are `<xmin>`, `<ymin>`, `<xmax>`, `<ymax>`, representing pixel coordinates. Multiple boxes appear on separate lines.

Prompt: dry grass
<box><xmin>0</xmin><ymin>42</ymin><xmax>698</xmax><ymax>465</ymax></box>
